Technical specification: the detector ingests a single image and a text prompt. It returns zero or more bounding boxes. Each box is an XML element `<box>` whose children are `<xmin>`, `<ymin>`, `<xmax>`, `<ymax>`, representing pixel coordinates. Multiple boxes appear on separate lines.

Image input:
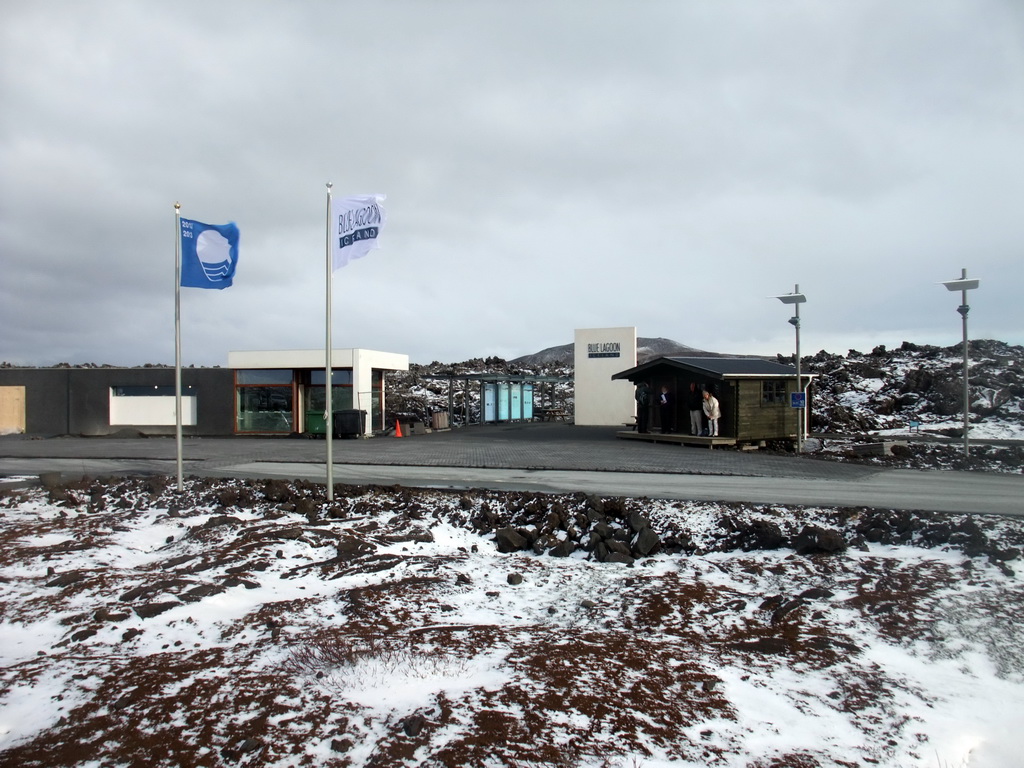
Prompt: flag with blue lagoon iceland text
<box><xmin>331</xmin><ymin>194</ymin><xmax>385</xmax><ymax>271</ymax></box>
<box><xmin>179</xmin><ymin>219</ymin><xmax>240</xmax><ymax>289</ymax></box>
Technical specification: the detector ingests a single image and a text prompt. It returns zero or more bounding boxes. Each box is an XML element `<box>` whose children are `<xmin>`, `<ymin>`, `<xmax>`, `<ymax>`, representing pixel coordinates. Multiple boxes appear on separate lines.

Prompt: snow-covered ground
<box><xmin>1</xmin><ymin>478</ymin><xmax>1022</xmax><ymax>767</ymax></box>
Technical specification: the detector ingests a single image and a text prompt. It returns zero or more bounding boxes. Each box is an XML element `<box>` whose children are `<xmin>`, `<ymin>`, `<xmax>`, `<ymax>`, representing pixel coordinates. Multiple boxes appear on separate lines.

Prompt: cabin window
<box><xmin>762</xmin><ymin>381</ymin><xmax>787</xmax><ymax>405</ymax></box>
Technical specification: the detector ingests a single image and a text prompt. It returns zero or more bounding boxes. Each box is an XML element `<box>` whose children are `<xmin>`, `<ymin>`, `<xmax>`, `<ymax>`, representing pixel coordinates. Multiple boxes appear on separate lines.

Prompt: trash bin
<box><xmin>305</xmin><ymin>411</ymin><xmax>327</xmax><ymax>436</ymax></box>
<box><xmin>333</xmin><ymin>409</ymin><xmax>366</xmax><ymax>438</ymax></box>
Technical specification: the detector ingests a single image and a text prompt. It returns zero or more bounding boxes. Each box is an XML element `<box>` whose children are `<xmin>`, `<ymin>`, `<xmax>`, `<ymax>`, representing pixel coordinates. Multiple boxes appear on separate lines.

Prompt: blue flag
<box><xmin>180</xmin><ymin>218</ymin><xmax>239</xmax><ymax>289</ymax></box>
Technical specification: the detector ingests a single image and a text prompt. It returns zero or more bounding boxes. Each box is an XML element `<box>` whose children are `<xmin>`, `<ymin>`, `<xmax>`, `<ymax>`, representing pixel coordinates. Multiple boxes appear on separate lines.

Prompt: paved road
<box><xmin>1</xmin><ymin>424</ymin><xmax>1021</xmax><ymax>516</ymax></box>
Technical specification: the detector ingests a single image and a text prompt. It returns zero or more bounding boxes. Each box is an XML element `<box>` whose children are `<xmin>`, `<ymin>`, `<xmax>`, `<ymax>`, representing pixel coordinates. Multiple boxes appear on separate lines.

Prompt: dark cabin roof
<box><xmin>612</xmin><ymin>356</ymin><xmax>804</xmax><ymax>381</ymax></box>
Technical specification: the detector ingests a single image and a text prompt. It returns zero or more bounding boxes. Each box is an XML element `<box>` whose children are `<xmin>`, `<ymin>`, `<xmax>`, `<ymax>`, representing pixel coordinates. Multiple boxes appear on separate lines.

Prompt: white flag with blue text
<box><xmin>330</xmin><ymin>194</ymin><xmax>385</xmax><ymax>271</ymax></box>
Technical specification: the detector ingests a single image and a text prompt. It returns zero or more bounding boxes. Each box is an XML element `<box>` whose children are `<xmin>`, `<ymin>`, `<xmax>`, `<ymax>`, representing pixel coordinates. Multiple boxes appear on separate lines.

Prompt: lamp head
<box><xmin>773</xmin><ymin>292</ymin><xmax>806</xmax><ymax>305</ymax></box>
<box><xmin>941</xmin><ymin>278</ymin><xmax>979</xmax><ymax>292</ymax></box>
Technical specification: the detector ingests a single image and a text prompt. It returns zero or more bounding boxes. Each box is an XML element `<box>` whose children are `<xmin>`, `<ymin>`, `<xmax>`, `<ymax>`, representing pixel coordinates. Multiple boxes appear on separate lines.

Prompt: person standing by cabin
<box><xmin>659</xmin><ymin>385</ymin><xmax>673</xmax><ymax>434</ymax></box>
<box><xmin>687</xmin><ymin>382</ymin><xmax>703</xmax><ymax>435</ymax></box>
<box><xmin>635</xmin><ymin>382</ymin><xmax>651</xmax><ymax>433</ymax></box>
<box><xmin>702</xmin><ymin>389</ymin><xmax>721</xmax><ymax>437</ymax></box>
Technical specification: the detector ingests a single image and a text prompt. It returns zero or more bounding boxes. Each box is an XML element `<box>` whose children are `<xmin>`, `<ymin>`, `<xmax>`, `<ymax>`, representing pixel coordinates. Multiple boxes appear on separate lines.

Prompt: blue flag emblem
<box><xmin>180</xmin><ymin>218</ymin><xmax>239</xmax><ymax>289</ymax></box>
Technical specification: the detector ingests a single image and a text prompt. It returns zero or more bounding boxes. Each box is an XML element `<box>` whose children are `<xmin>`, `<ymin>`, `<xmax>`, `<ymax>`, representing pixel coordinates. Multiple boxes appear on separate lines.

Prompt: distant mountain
<box><xmin>512</xmin><ymin>337</ymin><xmax>734</xmax><ymax>367</ymax></box>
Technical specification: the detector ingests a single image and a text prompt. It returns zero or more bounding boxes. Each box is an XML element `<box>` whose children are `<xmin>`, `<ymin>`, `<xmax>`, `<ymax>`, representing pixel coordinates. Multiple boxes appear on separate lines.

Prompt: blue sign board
<box><xmin>791</xmin><ymin>392</ymin><xmax>806</xmax><ymax>409</ymax></box>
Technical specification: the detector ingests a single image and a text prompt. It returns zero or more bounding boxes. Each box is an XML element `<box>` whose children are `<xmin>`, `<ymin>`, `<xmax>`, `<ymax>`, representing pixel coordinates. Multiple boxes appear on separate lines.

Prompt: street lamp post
<box><xmin>940</xmin><ymin>268</ymin><xmax>980</xmax><ymax>457</ymax></box>
<box><xmin>772</xmin><ymin>285</ymin><xmax>807</xmax><ymax>453</ymax></box>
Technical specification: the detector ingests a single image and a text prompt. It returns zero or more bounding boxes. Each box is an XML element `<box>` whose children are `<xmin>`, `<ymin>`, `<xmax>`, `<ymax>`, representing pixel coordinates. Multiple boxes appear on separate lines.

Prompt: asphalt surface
<box><xmin>1</xmin><ymin>423</ymin><xmax>1022</xmax><ymax>517</ymax></box>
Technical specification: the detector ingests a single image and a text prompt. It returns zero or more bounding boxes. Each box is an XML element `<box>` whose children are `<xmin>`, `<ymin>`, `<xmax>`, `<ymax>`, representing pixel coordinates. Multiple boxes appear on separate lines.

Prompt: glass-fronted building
<box><xmin>228</xmin><ymin>349</ymin><xmax>408</xmax><ymax>436</ymax></box>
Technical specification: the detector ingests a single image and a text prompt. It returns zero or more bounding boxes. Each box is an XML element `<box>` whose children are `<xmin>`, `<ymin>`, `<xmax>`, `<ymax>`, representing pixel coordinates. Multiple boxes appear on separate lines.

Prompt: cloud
<box><xmin>2</xmin><ymin>0</ymin><xmax>1022</xmax><ymax>367</ymax></box>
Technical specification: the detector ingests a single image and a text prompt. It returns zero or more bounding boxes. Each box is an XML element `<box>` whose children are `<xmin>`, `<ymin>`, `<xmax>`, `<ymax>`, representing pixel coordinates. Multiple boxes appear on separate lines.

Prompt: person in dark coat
<box><xmin>634</xmin><ymin>382</ymin><xmax>651</xmax><ymax>433</ymax></box>
<box><xmin>659</xmin><ymin>385</ymin><xmax>673</xmax><ymax>433</ymax></box>
<box><xmin>687</xmin><ymin>382</ymin><xmax>704</xmax><ymax>435</ymax></box>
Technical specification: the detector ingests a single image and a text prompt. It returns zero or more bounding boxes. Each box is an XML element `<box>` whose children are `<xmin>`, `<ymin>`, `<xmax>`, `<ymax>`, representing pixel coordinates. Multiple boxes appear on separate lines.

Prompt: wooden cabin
<box><xmin>611</xmin><ymin>357</ymin><xmax>810</xmax><ymax>448</ymax></box>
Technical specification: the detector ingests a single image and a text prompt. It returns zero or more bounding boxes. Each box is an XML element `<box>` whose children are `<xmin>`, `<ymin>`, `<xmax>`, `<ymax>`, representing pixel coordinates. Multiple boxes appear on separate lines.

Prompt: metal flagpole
<box><xmin>173</xmin><ymin>202</ymin><xmax>184</xmax><ymax>492</ymax></box>
<box><xmin>325</xmin><ymin>183</ymin><xmax>334</xmax><ymax>501</ymax></box>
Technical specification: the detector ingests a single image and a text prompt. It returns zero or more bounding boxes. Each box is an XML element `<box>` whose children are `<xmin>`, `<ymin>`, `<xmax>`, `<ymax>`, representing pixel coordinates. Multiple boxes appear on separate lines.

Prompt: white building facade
<box><xmin>572</xmin><ymin>327</ymin><xmax>638</xmax><ymax>426</ymax></box>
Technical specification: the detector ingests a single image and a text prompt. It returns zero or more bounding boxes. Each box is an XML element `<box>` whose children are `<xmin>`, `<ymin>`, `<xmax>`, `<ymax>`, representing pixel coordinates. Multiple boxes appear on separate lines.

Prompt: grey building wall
<box><xmin>0</xmin><ymin>368</ymin><xmax>235</xmax><ymax>436</ymax></box>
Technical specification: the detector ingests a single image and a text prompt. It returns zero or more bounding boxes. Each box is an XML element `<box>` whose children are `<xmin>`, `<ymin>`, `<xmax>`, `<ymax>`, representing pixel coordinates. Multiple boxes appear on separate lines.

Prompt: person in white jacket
<box><xmin>702</xmin><ymin>389</ymin><xmax>721</xmax><ymax>437</ymax></box>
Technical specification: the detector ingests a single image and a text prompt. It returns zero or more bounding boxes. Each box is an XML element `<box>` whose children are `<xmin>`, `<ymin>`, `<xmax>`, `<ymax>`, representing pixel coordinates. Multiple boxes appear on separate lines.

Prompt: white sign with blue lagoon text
<box><xmin>330</xmin><ymin>194</ymin><xmax>386</xmax><ymax>271</ymax></box>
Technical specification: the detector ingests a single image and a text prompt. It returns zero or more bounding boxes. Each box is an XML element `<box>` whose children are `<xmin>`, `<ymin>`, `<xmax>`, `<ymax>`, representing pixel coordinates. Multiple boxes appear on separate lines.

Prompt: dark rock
<box><xmin>201</xmin><ymin>515</ymin><xmax>241</xmax><ymax>530</ymax></box>
<box><xmin>758</xmin><ymin>595</ymin><xmax>785</xmax><ymax>612</ymax></box>
<box><xmin>403</xmin><ymin>713</ymin><xmax>427</xmax><ymax>737</ymax></box>
<box><xmin>864</xmin><ymin>527</ymin><xmax>890</xmax><ymax>544</ymax></box>
<box><xmin>46</xmin><ymin>571</ymin><xmax>85</xmax><ymax>588</ymax></box>
<box><xmin>793</xmin><ymin>526</ymin><xmax>846</xmax><ymax>555</ymax></box>
<box><xmin>179</xmin><ymin>584</ymin><xmax>227</xmax><ymax>602</ymax></box>
<box><xmin>336</xmin><ymin>537</ymin><xmax>371</xmax><ymax>557</ymax></box>
<box><xmin>507</xmin><ymin>573</ymin><xmax>524</xmax><ymax>585</ymax></box>
<box><xmin>737</xmin><ymin>520</ymin><xmax>785</xmax><ymax>551</ymax></box>
<box><xmin>262</xmin><ymin>479</ymin><xmax>294</xmax><ymax>502</ymax></box>
<box><xmin>549</xmin><ymin>540</ymin><xmax>576</xmax><ymax>558</ymax></box>
<box><xmin>633</xmin><ymin>527</ymin><xmax>660</xmax><ymax>556</ymax></box>
<box><xmin>134</xmin><ymin>601</ymin><xmax>179</xmax><ymax>619</ymax></box>
<box><xmin>770</xmin><ymin>598</ymin><xmax>807</xmax><ymax>624</ymax></box>
<box><xmin>920</xmin><ymin>523</ymin><xmax>952</xmax><ymax>545</ymax></box>
<box><xmin>799</xmin><ymin>587</ymin><xmax>835</xmax><ymax>600</ymax></box>
<box><xmin>295</xmin><ymin>497</ymin><xmax>319</xmax><ymax>518</ymax></box>
<box><xmin>222</xmin><ymin>577</ymin><xmax>260</xmax><ymax>590</ymax></box>
<box><xmin>628</xmin><ymin>512</ymin><xmax>650</xmax><ymax>533</ymax></box>
<box><xmin>605</xmin><ymin>539</ymin><xmax>632</xmax><ymax>558</ymax></box>
<box><xmin>990</xmin><ymin>547</ymin><xmax>1020</xmax><ymax>562</ymax></box>
<box><xmin>383</xmin><ymin>529</ymin><xmax>435</xmax><ymax>545</ymax></box>
<box><xmin>495</xmin><ymin>527</ymin><xmax>527</xmax><ymax>553</ymax></box>
<box><xmin>331</xmin><ymin>738</ymin><xmax>354</xmax><ymax>753</ymax></box>
<box><xmin>216</xmin><ymin>488</ymin><xmax>244</xmax><ymax>507</ymax></box>
<box><xmin>237</xmin><ymin>738</ymin><xmax>262</xmax><ymax>754</ymax></box>
<box><xmin>604</xmin><ymin>552</ymin><xmax>635</xmax><ymax>565</ymax></box>
<box><xmin>730</xmin><ymin>636</ymin><xmax>789</xmax><ymax>654</ymax></box>
<box><xmin>93</xmin><ymin>607</ymin><xmax>130</xmax><ymax>622</ymax></box>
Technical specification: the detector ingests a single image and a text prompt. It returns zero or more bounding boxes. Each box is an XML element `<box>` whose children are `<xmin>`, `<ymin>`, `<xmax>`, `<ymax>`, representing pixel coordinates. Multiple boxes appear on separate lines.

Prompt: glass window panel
<box><xmin>236</xmin><ymin>386</ymin><xmax>294</xmax><ymax>432</ymax></box>
<box><xmin>236</xmin><ymin>370</ymin><xmax>293</xmax><ymax>386</ymax></box>
<box><xmin>309</xmin><ymin>370</ymin><xmax>352</xmax><ymax>386</ymax></box>
<box><xmin>762</xmin><ymin>381</ymin><xmax>787</xmax><ymax>405</ymax></box>
<box><xmin>305</xmin><ymin>386</ymin><xmax>352</xmax><ymax>412</ymax></box>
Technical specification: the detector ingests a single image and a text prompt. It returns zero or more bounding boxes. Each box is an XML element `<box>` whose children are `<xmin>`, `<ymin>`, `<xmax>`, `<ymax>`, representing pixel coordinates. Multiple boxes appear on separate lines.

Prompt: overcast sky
<box><xmin>2</xmin><ymin>1</ymin><xmax>1022</xmax><ymax>367</ymax></box>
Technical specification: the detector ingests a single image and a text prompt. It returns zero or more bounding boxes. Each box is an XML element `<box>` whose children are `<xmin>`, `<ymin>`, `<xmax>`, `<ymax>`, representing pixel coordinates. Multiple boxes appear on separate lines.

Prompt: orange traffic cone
<box><xmin>395</xmin><ymin>420</ymin><xmax>403</xmax><ymax>438</ymax></box>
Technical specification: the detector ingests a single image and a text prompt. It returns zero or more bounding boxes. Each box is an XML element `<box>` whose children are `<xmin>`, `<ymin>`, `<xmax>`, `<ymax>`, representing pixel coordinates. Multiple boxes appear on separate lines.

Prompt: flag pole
<box><xmin>174</xmin><ymin>202</ymin><xmax>184</xmax><ymax>492</ymax></box>
<box><xmin>325</xmin><ymin>182</ymin><xmax>334</xmax><ymax>501</ymax></box>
